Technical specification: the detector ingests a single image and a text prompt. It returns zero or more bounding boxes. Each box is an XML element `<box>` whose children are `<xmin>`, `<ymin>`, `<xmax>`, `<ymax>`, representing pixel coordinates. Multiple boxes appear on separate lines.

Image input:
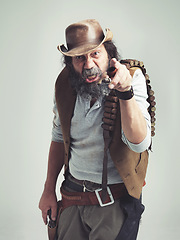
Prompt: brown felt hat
<box><xmin>57</xmin><ymin>19</ymin><xmax>113</xmax><ymax>57</ymax></box>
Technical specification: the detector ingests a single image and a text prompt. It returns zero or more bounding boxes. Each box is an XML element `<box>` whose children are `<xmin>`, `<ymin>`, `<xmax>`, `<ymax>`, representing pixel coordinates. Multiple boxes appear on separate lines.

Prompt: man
<box><xmin>39</xmin><ymin>19</ymin><xmax>151</xmax><ymax>240</ymax></box>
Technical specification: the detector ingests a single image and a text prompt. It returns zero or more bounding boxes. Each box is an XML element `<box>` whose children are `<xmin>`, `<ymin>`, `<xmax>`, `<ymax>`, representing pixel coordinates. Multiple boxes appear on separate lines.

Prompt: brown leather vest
<box><xmin>55</xmin><ymin>67</ymin><xmax>149</xmax><ymax>199</ymax></box>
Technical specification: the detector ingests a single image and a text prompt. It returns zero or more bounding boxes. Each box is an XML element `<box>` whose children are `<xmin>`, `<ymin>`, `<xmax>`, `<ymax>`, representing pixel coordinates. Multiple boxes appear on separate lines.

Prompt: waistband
<box><xmin>63</xmin><ymin>173</ymin><xmax>103</xmax><ymax>192</ymax></box>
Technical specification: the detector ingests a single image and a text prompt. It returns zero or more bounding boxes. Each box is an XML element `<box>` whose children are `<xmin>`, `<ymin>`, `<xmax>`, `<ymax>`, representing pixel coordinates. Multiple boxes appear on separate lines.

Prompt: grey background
<box><xmin>0</xmin><ymin>0</ymin><xmax>179</xmax><ymax>239</ymax></box>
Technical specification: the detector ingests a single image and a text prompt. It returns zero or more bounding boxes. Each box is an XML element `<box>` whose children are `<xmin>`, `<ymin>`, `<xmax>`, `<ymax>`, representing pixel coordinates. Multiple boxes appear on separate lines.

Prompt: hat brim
<box><xmin>57</xmin><ymin>28</ymin><xmax>113</xmax><ymax>57</ymax></box>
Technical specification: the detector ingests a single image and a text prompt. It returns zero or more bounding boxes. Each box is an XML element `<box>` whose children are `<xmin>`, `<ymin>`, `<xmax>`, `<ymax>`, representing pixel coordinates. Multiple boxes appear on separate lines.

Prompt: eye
<box><xmin>75</xmin><ymin>55</ymin><xmax>84</xmax><ymax>61</ymax></box>
<box><xmin>76</xmin><ymin>56</ymin><xmax>82</xmax><ymax>59</ymax></box>
<box><xmin>92</xmin><ymin>51</ymin><xmax>100</xmax><ymax>58</ymax></box>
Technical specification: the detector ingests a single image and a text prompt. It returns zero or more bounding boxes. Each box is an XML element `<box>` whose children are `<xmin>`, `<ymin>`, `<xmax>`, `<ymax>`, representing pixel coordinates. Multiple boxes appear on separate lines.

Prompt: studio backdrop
<box><xmin>0</xmin><ymin>0</ymin><xmax>179</xmax><ymax>239</ymax></box>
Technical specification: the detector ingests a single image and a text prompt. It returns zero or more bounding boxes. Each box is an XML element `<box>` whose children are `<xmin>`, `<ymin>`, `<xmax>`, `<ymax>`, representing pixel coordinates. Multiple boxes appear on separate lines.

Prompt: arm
<box><xmin>109</xmin><ymin>58</ymin><xmax>147</xmax><ymax>144</ymax></box>
<box><xmin>119</xmin><ymin>97</ymin><xmax>147</xmax><ymax>144</ymax></box>
<box><xmin>39</xmin><ymin>141</ymin><xmax>64</xmax><ymax>224</ymax></box>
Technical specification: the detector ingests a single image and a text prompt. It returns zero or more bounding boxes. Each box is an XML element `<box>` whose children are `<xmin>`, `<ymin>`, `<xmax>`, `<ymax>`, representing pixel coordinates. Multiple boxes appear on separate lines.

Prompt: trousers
<box><xmin>57</xmin><ymin>195</ymin><xmax>144</xmax><ymax>240</ymax></box>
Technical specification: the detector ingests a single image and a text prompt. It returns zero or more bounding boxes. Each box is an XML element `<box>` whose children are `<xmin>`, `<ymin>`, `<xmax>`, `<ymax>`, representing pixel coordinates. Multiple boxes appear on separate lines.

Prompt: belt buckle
<box><xmin>95</xmin><ymin>187</ymin><xmax>114</xmax><ymax>207</ymax></box>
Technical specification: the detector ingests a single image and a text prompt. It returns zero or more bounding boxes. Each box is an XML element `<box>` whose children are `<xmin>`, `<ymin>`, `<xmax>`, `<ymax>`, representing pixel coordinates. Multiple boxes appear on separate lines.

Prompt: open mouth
<box><xmin>85</xmin><ymin>74</ymin><xmax>100</xmax><ymax>83</ymax></box>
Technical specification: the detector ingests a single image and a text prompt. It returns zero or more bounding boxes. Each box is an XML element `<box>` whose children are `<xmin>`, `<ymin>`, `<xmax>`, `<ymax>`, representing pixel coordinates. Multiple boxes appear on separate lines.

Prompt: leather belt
<box><xmin>60</xmin><ymin>182</ymin><xmax>128</xmax><ymax>208</ymax></box>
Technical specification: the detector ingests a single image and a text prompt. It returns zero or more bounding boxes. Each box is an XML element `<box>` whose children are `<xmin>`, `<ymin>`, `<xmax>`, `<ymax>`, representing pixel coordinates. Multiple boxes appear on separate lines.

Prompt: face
<box><xmin>72</xmin><ymin>44</ymin><xmax>109</xmax><ymax>84</ymax></box>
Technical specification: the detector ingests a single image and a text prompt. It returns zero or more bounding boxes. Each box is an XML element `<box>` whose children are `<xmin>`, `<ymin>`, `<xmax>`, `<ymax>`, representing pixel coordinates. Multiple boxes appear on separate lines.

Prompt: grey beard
<box><xmin>69</xmin><ymin>67</ymin><xmax>111</xmax><ymax>100</ymax></box>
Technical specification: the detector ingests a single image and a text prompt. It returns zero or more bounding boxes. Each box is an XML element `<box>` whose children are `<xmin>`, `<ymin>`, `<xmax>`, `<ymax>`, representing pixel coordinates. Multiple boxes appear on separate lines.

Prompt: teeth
<box><xmin>88</xmin><ymin>75</ymin><xmax>96</xmax><ymax>79</ymax></box>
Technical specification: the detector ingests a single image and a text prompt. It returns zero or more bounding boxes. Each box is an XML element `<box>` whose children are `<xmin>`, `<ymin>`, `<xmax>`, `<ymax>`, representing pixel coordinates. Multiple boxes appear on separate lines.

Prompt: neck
<box><xmin>90</xmin><ymin>97</ymin><xmax>97</xmax><ymax>107</ymax></box>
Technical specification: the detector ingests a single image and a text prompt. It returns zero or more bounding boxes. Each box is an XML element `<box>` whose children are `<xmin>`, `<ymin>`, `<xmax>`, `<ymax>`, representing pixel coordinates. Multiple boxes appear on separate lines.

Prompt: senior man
<box><xmin>39</xmin><ymin>19</ymin><xmax>151</xmax><ymax>240</ymax></box>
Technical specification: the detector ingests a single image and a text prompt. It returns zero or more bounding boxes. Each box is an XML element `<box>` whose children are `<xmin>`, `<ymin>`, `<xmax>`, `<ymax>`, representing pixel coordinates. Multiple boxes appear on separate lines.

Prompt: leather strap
<box><xmin>101</xmin><ymin>129</ymin><xmax>111</xmax><ymax>201</ymax></box>
<box><xmin>115</xmin><ymin>86</ymin><xmax>134</xmax><ymax>100</ymax></box>
<box><xmin>101</xmin><ymin>91</ymin><xmax>118</xmax><ymax>201</ymax></box>
<box><xmin>61</xmin><ymin>183</ymin><xmax>128</xmax><ymax>209</ymax></box>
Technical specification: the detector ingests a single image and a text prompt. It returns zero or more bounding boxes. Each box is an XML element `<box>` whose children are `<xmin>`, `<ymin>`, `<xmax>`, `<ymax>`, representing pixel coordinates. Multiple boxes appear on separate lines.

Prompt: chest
<box><xmin>70</xmin><ymin>95</ymin><xmax>104</xmax><ymax>140</ymax></box>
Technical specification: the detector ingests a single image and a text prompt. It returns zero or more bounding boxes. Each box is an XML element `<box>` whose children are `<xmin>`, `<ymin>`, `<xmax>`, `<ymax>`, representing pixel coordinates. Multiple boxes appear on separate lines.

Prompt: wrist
<box><xmin>115</xmin><ymin>86</ymin><xmax>134</xmax><ymax>100</ymax></box>
<box><xmin>44</xmin><ymin>181</ymin><xmax>56</xmax><ymax>193</ymax></box>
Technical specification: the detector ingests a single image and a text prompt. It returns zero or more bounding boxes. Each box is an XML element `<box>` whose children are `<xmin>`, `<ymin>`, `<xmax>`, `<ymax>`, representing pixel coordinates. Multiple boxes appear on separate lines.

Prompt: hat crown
<box><xmin>58</xmin><ymin>19</ymin><xmax>113</xmax><ymax>56</ymax></box>
<box><xmin>65</xmin><ymin>19</ymin><xmax>104</xmax><ymax>51</ymax></box>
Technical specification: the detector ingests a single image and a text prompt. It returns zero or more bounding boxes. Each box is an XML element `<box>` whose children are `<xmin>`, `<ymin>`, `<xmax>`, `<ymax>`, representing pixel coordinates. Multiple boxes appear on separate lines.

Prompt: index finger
<box><xmin>42</xmin><ymin>209</ymin><xmax>49</xmax><ymax>225</ymax></box>
<box><xmin>110</xmin><ymin>58</ymin><xmax>120</xmax><ymax>68</ymax></box>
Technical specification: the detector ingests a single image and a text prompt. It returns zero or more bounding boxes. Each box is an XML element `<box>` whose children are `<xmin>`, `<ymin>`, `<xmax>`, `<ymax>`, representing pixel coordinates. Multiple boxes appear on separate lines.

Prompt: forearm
<box><xmin>44</xmin><ymin>141</ymin><xmax>65</xmax><ymax>192</ymax></box>
<box><xmin>108</xmin><ymin>58</ymin><xmax>149</xmax><ymax>145</ymax></box>
<box><xmin>120</xmin><ymin>98</ymin><xmax>147</xmax><ymax>144</ymax></box>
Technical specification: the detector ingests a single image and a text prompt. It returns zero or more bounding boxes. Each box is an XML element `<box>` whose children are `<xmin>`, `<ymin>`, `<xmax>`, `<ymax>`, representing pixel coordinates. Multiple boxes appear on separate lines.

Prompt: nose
<box><xmin>84</xmin><ymin>56</ymin><xmax>95</xmax><ymax>69</ymax></box>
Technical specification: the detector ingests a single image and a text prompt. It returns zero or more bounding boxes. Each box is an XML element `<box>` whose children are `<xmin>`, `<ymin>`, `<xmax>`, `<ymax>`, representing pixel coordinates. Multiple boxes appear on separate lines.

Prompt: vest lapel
<box><xmin>55</xmin><ymin>67</ymin><xmax>76</xmax><ymax>144</ymax></box>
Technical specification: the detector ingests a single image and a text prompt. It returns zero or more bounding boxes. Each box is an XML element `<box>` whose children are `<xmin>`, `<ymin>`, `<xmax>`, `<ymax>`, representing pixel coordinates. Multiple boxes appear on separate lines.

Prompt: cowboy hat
<box><xmin>57</xmin><ymin>19</ymin><xmax>113</xmax><ymax>56</ymax></box>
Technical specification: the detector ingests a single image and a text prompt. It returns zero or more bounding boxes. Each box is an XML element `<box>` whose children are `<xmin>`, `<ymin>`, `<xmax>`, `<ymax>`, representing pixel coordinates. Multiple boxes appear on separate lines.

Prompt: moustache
<box><xmin>82</xmin><ymin>67</ymin><xmax>102</xmax><ymax>81</ymax></box>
